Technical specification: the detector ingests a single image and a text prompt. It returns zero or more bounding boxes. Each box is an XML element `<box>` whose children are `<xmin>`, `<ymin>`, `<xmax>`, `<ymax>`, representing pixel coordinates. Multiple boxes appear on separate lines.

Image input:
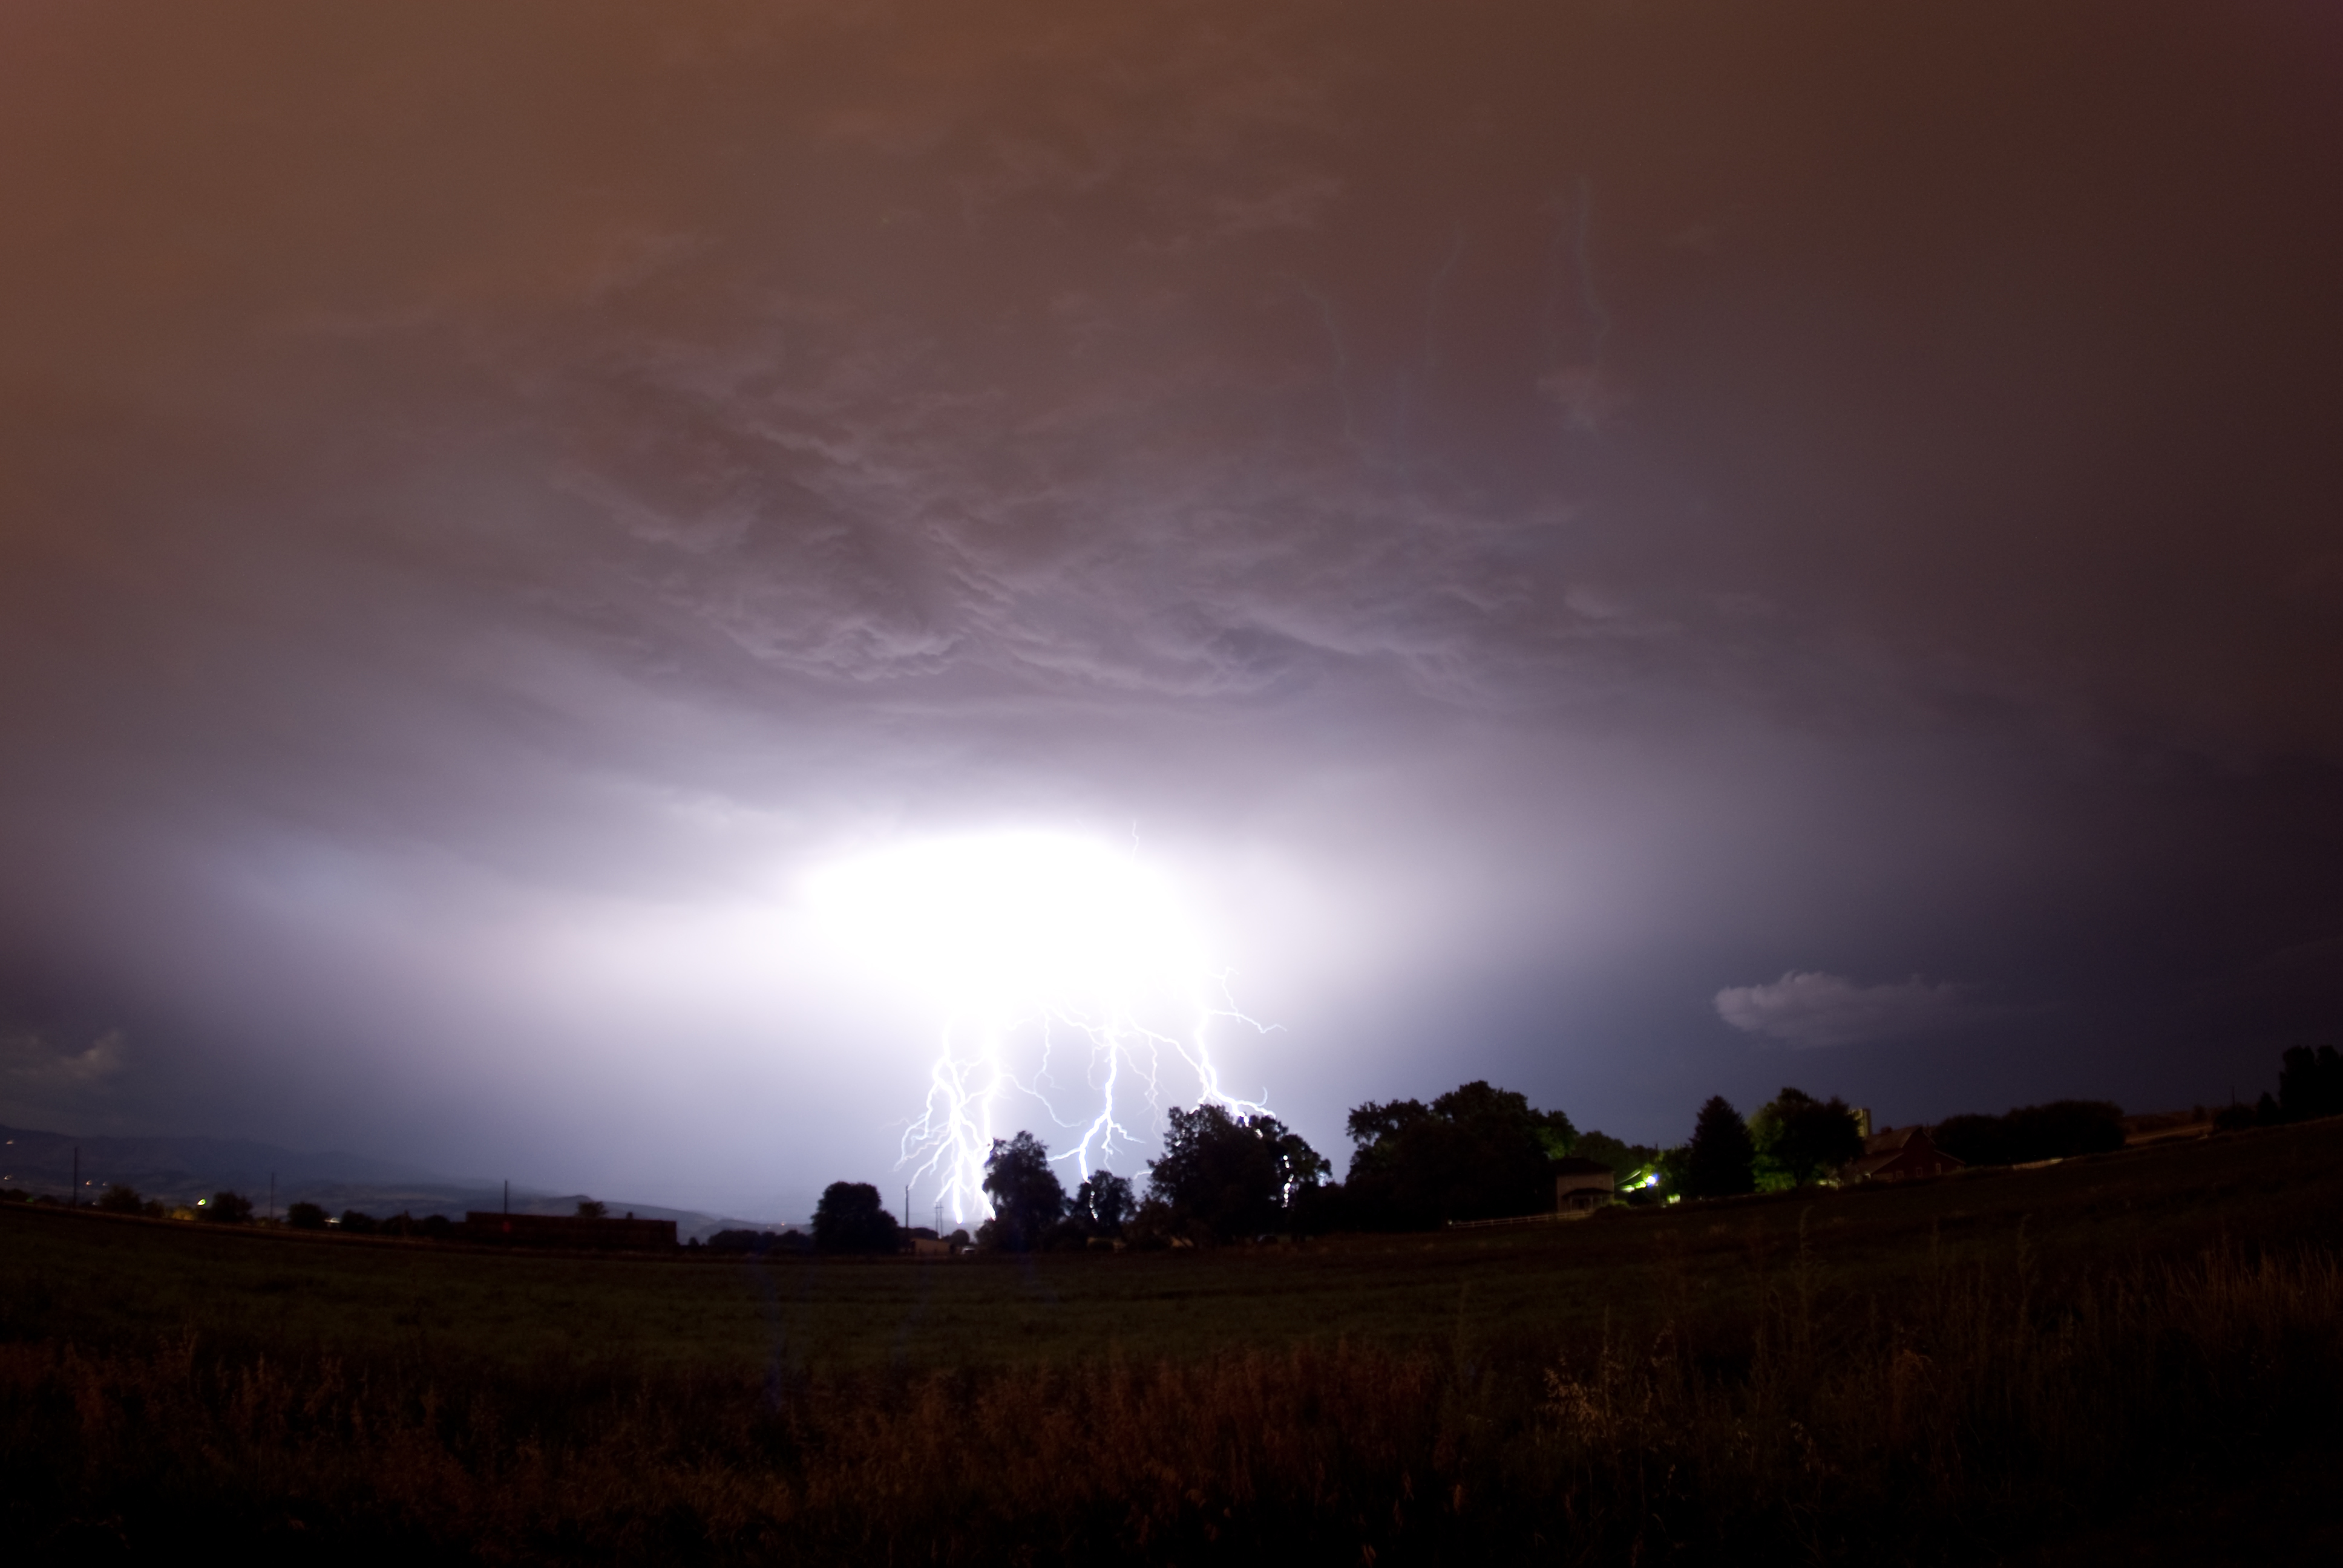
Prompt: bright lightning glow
<box><xmin>804</xmin><ymin>832</ymin><xmax>1272</xmax><ymax>1225</ymax></box>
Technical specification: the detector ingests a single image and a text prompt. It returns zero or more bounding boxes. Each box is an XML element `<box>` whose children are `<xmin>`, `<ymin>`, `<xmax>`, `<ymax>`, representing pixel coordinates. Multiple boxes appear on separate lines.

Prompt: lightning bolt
<box><xmin>810</xmin><ymin>832</ymin><xmax>1278</xmax><ymax>1227</ymax></box>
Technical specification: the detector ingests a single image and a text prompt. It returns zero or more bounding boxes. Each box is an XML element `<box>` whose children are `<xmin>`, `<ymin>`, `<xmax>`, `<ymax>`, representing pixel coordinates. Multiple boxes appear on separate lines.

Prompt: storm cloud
<box><xmin>1</xmin><ymin>2</ymin><xmax>2338</xmax><ymax>1215</ymax></box>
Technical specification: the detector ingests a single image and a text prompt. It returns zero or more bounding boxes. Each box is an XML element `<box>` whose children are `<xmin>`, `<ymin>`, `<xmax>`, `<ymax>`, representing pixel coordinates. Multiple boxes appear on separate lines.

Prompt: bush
<box><xmin>96</xmin><ymin>1183</ymin><xmax>144</xmax><ymax>1215</ymax></box>
<box><xmin>285</xmin><ymin>1201</ymin><xmax>329</xmax><ymax>1231</ymax></box>
<box><xmin>338</xmin><ymin>1209</ymin><xmax>378</xmax><ymax>1235</ymax></box>
<box><xmin>198</xmin><ymin>1192</ymin><xmax>252</xmax><ymax>1224</ymax></box>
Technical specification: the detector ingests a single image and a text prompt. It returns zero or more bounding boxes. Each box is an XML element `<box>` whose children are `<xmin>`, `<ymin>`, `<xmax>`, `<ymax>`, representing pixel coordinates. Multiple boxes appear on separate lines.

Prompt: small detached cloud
<box><xmin>0</xmin><ymin>1028</ymin><xmax>127</xmax><ymax>1087</ymax></box>
<box><xmin>1713</xmin><ymin>972</ymin><xmax>1971</xmax><ymax>1050</ymax></box>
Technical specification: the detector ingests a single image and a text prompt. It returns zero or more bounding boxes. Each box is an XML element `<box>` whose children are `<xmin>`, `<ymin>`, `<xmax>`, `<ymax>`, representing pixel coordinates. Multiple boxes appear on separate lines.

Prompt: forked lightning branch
<box><xmin>806</xmin><ymin>834</ymin><xmax>1274</xmax><ymax>1224</ymax></box>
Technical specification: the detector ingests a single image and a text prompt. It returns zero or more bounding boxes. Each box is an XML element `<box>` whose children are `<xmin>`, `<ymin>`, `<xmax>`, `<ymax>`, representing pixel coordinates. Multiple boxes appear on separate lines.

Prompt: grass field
<box><xmin>6</xmin><ymin>1120</ymin><xmax>2342</xmax><ymax>1563</ymax></box>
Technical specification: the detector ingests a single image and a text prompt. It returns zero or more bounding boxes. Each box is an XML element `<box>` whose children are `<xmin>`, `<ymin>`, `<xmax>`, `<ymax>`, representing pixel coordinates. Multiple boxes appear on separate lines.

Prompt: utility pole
<box><xmin>71</xmin><ymin>1146</ymin><xmax>78</xmax><ymax>1206</ymax></box>
<box><xmin>905</xmin><ymin>1184</ymin><xmax>911</xmax><ymax>1230</ymax></box>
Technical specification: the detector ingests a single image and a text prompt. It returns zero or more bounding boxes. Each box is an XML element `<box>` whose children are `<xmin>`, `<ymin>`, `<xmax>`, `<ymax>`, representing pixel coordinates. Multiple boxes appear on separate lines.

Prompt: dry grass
<box><xmin>6</xmin><ymin>1231</ymin><xmax>2341</xmax><ymax>1564</ymax></box>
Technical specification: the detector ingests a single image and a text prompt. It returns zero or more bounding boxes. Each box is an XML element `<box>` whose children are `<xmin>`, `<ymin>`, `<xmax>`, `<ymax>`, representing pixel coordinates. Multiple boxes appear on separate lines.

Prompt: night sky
<box><xmin>3</xmin><ymin>2</ymin><xmax>2339</xmax><ymax>1220</ymax></box>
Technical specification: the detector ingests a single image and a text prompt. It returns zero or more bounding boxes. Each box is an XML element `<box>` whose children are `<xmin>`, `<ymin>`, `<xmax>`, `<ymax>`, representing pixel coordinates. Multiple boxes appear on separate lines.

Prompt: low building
<box><xmin>1552</xmin><ymin>1157</ymin><xmax>1617</xmax><ymax>1214</ymax></box>
<box><xmin>465</xmin><ymin>1212</ymin><xmax>677</xmax><ymax>1250</ymax></box>
<box><xmin>1844</xmin><ymin>1126</ymin><xmax>1964</xmax><ymax>1183</ymax></box>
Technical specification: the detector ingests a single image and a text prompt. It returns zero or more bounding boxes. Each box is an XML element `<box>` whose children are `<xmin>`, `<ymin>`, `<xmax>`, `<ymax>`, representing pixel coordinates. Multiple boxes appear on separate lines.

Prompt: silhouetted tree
<box><xmin>1341</xmin><ymin>1080</ymin><xmax>1577</xmax><ymax>1229</ymax></box>
<box><xmin>1147</xmin><ymin>1103</ymin><xmax>1328</xmax><ymax>1240</ymax></box>
<box><xmin>95</xmin><ymin>1183</ymin><xmax>143</xmax><ymax>1215</ymax></box>
<box><xmin>338</xmin><ymin>1209</ymin><xmax>378</xmax><ymax>1235</ymax></box>
<box><xmin>812</xmin><ymin>1181</ymin><xmax>902</xmax><ymax>1254</ymax></box>
<box><xmin>1072</xmin><ymin>1169</ymin><xmax>1133</xmax><ymax>1235</ymax></box>
<box><xmin>1751</xmin><ymin>1087</ymin><xmax>1866</xmax><ymax>1189</ymax></box>
<box><xmin>574</xmin><ymin>1198</ymin><xmax>609</xmax><ymax>1220</ymax></box>
<box><xmin>286</xmin><ymin>1201</ymin><xmax>329</xmax><ymax>1230</ymax></box>
<box><xmin>980</xmin><ymin>1132</ymin><xmax>1066</xmax><ymax>1251</ymax></box>
<box><xmin>1683</xmin><ymin>1097</ymin><xmax>1755</xmax><ymax>1198</ymax></box>
<box><xmin>1932</xmin><ymin>1100</ymin><xmax>2125</xmax><ymax>1167</ymax></box>
<box><xmin>2278</xmin><ymin>1045</ymin><xmax>2343</xmax><ymax>1122</ymax></box>
<box><xmin>200</xmin><ymin>1191</ymin><xmax>254</xmax><ymax>1224</ymax></box>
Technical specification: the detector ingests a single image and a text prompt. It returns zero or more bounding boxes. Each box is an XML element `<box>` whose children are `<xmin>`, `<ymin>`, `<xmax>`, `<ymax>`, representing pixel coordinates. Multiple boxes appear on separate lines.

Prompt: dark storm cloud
<box><xmin>1</xmin><ymin>2</ymin><xmax>2338</xmax><ymax>1207</ymax></box>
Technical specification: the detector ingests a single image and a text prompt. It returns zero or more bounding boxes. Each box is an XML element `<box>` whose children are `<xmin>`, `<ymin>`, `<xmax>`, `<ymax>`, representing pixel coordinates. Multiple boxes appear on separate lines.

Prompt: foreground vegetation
<box><xmin>5</xmin><ymin>1120</ymin><xmax>2342</xmax><ymax>1563</ymax></box>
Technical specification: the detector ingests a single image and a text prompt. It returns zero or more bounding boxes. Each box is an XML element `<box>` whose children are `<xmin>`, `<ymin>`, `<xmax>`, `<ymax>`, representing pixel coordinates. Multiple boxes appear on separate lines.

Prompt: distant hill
<box><xmin>0</xmin><ymin>1122</ymin><xmax>765</xmax><ymax>1241</ymax></box>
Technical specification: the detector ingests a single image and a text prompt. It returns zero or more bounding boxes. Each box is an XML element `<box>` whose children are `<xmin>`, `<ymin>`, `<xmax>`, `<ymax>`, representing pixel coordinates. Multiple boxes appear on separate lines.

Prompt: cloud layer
<box><xmin>0</xmin><ymin>3</ymin><xmax>2338</xmax><ymax>1207</ymax></box>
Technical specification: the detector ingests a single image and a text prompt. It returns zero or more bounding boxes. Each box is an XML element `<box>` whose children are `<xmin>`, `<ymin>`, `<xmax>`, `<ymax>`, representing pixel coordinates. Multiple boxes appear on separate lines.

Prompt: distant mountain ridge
<box><xmin>0</xmin><ymin>1122</ymin><xmax>764</xmax><ymax>1241</ymax></box>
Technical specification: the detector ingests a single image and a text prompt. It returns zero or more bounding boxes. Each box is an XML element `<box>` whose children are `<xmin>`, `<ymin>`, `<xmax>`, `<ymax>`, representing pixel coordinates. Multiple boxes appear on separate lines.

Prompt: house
<box><xmin>465</xmin><ymin>1212</ymin><xmax>677</xmax><ymax>1250</ymax></box>
<box><xmin>1552</xmin><ymin>1157</ymin><xmax>1616</xmax><ymax>1214</ymax></box>
<box><xmin>1844</xmin><ymin>1126</ymin><xmax>1964</xmax><ymax>1183</ymax></box>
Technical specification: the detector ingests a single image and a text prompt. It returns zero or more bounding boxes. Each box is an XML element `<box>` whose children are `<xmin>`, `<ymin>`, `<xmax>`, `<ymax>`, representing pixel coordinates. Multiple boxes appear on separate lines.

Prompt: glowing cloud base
<box><xmin>805</xmin><ymin>833</ymin><xmax>1271</xmax><ymax>1226</ymax></box>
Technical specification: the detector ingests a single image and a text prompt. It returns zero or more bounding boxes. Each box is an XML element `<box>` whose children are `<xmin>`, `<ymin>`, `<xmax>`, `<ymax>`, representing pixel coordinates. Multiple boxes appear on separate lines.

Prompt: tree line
<box><xmin>802</xmin><ymin>1040</ymin><xmax>2335</xmax><ymax>1250</ymax></box>
<box><xmin>21</xmin><ymin>1044</ymin><xmax>2328</xmax><ymax>1249</ymax></box>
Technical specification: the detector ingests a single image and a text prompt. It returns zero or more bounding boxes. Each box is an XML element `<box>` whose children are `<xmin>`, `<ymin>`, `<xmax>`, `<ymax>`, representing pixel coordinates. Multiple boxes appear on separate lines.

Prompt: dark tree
<box><xmin>1571</xmin><ymin>1129</ymin><xmax>1662</xmax><ymax>1179</ymax></box>
<box><xmin>1146</xmin><ymin>1103</ymin><xmax>1328</xmax><ymax>1240</ymax></box>
<box><xmin>1342</xmin><ymin>1080</ymin><xmax>1579</xmax><ymax>1229</ymax></box>
<box><xmin>338</xmin><ymin>1209</ymin><xmax>378</xmax><ymax>1235</ymax></box>
<box><xmin>1932</xmin><ymin>1100</ymin><xmax>2125</xmax><ymax>1167</ymax></box>
<box><xmin>200</xmin><ymin>1191</ymin><xmax>254</xmax><ymax>1224</ymax></box>
<box><xmin>980</xmin><ymin>1131</ymin><xmax>1066</xmax><ymax>1251</ymax></box>
<box><xmin>1751</xmin><ymin>1087</ymin><xmax>1866</xmax><ymax>1189</ymax></box>
<box><xmin>1930</xmin><ymin>1112</ymin><xmax>2014</xmax><ymax>1168</ymax></box>
<box><xmin>2278</xmin><ymin>1045</ymin><xmax>2343</xmax><ymax>1122</ymax></box>
<box><xmin>574</xmin><ymin>1198</ymin><xmax>609</xmax><ymax>1220</ymax></box>
<box><xmin>1684</xmin><ymin>1097</ymin><xmax>1756</xmax><ymax>1198</ymax></box>
<box><xmin>813</xmin><ymin>1181</ymin><xmax>902</xmax><ymax>1254</ymax></box>
<box><xmin>95</xmin><ymin>1183</ymin><xmax>143</xmax><ymax>1215</ymax></box>
<box><xmin>2001</xmin><ymin>1100</ymin><xmax>2125</xmax><ymax>1160</ymax></box>
<box><xmin>1072</xmin><ymin>1169</ymin><xmax>1133</xmax><ymax>1235</ymax></box>
<box><xmin>286</xmin><ymin>1201</ymin><xmax>329</xmax><ymax>1230</ymax></box>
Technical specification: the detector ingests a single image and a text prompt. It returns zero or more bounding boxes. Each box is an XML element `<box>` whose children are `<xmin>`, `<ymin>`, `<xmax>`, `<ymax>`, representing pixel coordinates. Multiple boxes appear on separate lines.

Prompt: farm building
<box><xmin>1552</xmin><ymin>1157</ymin><xmax>1616</xmax><ymax>1214</ymax></box>
<box><xmin>1844</xmin><ymin>1126</ymin><xmax>1964</xmax><ymax>1183</ymax></box>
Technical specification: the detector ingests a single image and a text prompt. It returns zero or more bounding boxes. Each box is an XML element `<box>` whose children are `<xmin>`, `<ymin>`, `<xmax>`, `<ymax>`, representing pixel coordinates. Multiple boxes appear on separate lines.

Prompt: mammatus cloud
<box><xmin>1713</xmin><ymin>973</ymin><xmax>1970</xmax><ymax>1050</ymax></box>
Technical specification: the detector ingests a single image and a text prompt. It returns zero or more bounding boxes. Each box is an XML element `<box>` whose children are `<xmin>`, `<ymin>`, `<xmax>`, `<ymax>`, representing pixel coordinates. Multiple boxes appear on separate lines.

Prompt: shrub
<box><xmin>198</xmin><ymin>1191</ymin><xmax>252</xmax><ymax>1224</ymax></box>
<box><xmin>95</xmin><ymin>1183</ymin><xmax>144</xmax><ymax>1215</ymax></box>
<box><xmin>285</xmin><ymin>1201</ymin><xmax>329</xmax><ymax>1231</ymax></box>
